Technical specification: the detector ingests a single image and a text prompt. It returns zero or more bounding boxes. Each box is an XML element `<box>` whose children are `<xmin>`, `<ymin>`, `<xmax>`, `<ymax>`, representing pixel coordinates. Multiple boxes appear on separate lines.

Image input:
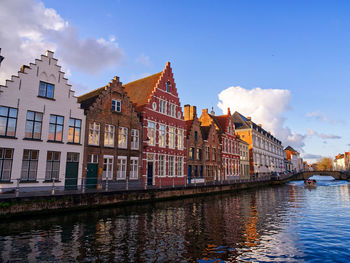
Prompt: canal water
<box><xmin>1</xmin><ymin>176</ymin><xmax>350</xmax><ymax>262</ymax></box>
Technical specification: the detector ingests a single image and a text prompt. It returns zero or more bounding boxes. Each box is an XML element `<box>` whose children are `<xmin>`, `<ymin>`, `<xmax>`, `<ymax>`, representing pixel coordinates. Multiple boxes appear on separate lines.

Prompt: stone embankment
<box><xmin>0</xmin><ymin>178</ymin><xmax>290</xmax><ymax>218</ymax></box>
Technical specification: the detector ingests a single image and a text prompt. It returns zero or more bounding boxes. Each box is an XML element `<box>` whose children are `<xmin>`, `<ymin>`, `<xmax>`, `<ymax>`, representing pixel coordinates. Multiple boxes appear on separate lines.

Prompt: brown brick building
<box><xmin>78</xmin><ymin>77</ymin><xmax>142</xmax><ymax>189</ymax></box>
<box><xmin>184</xmin><ymin>105</ymin><xmax>204</xmax><ymax>183</ymax></box>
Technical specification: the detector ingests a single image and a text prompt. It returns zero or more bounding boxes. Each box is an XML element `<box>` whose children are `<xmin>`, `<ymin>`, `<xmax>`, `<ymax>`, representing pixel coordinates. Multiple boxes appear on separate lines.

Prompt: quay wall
<box><xmin>0</xmin><ymin>179</ymin><xmax>288</xmax><ymax>218</ymax></box>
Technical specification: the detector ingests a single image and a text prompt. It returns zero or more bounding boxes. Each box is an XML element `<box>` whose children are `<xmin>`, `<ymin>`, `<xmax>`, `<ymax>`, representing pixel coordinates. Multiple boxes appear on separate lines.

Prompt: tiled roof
<box><xmin>232</xmin><ymin>111</ymin><xmax>251</xmax><ymax>129</ymax></box>
<box><xmin>77</xmin><ymin>86</ymin><xmax>106</xmax><ymax>103</ymax></box>
<box><xmin>123</xmin><ymin>72</ymin><xmax>162</xmax><ymax>110</ymax></box>
<box><xmin>285</xmin><ymin>146</ymin><xmax>298</xmax><ymax>154</ymax></box>
<box><xmin>214</xmin><ymin>115</ymin><xmax>228</xmax><ymax>132</ymax></box>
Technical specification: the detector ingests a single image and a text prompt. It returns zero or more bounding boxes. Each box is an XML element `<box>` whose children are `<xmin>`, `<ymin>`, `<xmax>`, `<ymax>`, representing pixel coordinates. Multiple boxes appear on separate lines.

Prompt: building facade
<box><xmin>233</xmin><ymin>112</ymin><xmax>284</xmax><ymax>177</ymax></box>
<box><xmin>184</xmin><ymin>105</ymin><xmax>205</xmax><ymax>183</ymax></box>
<box><xmin>238</xmin><ymin>137</ymin><xmax>250</xmax><ymax>179</ymax></box>
<box><xmin>199</xmin><ymin>108</ymin><xmax>239</xmax><ymax>180</ymax></box>
<box><xmin>78</xmin><ymin>77</ymin><xmax>142</xmax><ymax>189</ymax></box>
<box><xmin>0</xmin><ymin>51</ymin><xmax>85</xmax><ymax>191</ymax></box>
<box><xmin>124</xmin><ymin>62</ymin><xmax>187</xmax><ymax>187</ymax></box>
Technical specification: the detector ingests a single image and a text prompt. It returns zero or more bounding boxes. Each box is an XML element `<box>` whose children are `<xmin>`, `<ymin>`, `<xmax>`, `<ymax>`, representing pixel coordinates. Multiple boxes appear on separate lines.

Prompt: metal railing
<box><xmin>0</xmin><ymin>173</ymin><xmax>292</xmax><ymax>199</ymax></box>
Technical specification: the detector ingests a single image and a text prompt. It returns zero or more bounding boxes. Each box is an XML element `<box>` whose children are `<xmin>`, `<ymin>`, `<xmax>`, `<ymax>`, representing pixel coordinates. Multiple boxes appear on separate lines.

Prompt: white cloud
<box><xmin>306</xmin><ymin>111</ymin><xmax>346</xmax><ymax>125</ymax></box>
<box><xmin>0</xmin><ymin>0</ymin><xmax>124</xmax><ymax>84</ymax></box>
<box><xmin>307</xmin><ymin>129</ymin><xmax>341</xmax><ymax>140</ymax></box>
<box><xmin>217</xmin><ymin>86</ymin><xmax>306</xmax><ymax>150</ymax></box>
<box><xmin>135</xmin><ymin>54</ymin><xmax>152</xmax><ymax>68</ymax></box>
<box><xmin>303</xmin><ymin>154</ymin><xmax>323</xmax><ymax>159</ymax></box>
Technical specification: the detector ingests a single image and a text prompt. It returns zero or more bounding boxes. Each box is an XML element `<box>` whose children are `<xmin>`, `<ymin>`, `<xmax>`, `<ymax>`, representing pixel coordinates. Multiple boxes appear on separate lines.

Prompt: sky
<box><xmin>1</xmin><ymin>0</ymin><xmax>350</xmax><ymax>163</ymax></box>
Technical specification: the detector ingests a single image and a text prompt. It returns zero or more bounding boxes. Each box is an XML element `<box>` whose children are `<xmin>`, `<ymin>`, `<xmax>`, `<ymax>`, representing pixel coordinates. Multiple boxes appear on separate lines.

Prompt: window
<box><xmin>38</xmin><ymin>81</ymin><xmax>54</xmax><ymax>99</ymax></box>
<box><xmin>212</xmin><ymin>148</ymin><xmax>216</xmax><ymax>161</ymax></box>
<box><xmin>169</xmin><ymin>104</ymin><xmax>176</xmax><ymax>117</ymax></box>
<box><xmin>0</xmin><ymin>148</ymin><xmax>13</xmax><ymax>181</ymax></box>
<box><xmin>88</xmin><ymin>122</ymin><xmax>100</xmax><ymax>145</ymax></box>
<box><xmin>103</xmin><ymin>156</ymin><xmax>113</xmax><ymax>180</ymax></box>
<box><xmin>168</xmin><ymin>127</ymin><xmax>175</xmax><ymax>148</ymax></box>
<box><xmin>196</xmin><ymin>148</ymin><xmax>202</xmax><ymax>160</ymax></box>
<box><xmin>118</xmin><ymin>127</ymin><xmax>128</xmax><ymax>148</ymax></box>
<box><xmin>177</xmin><ymin>157</ymin><xmax>183</xmax><ymax>176</ymax></box>
<box><xmin>169</xmin><ymin>156</ymin><xmax>175</xmax><ymax>176</ymax></box>
<box><xmin>159</xmin><ymin>155</ymin><xmax>165</xmax><ymax>176</ymax></box>
<box><xmin>131</xmin><ymin>129</ymin><xmax>139</xmax><ymax>150</ymax></box>
<box><xmin>112</xmin><ymin>99</ymin><xmax>121</xmax><ymax>112</ymax></box>
<box><xmin>177</xmin><ymin>129</ymin><xmax>184</xmax><ymax>150</ymax></box>
<box><xmin>87</xmin><ymin>154</ymin><xmax>98</xmax><ymax>163</ymax></box>
<box><xmin>194</xmin><ymin>131</ymin><xmax>198</xmax><ymax>141</ymax></box>
<box><xmin>0</xmin><ymin>106</ymin><xmax>17</xmax><ymax>137</ymax></box>
<box><xmin>104</xmin><ymin>124</ymin><xmax>115</xmax><ymax>147</ymax></box>
<box><xmin>147</xmin><ymin>121</ymin><xmax>156</xmax><ymax>146</ymax></box>
<box><xmin>21</xmin><ymin>149</ymin><xmax>39</xmax><ymax>181</ymax></box>
<box><xmin>166</xmin><ymin>81</ymin><xmax>171</xmax><ymax>92</ymax></box>
<box><xmin>45</xmin><ymin>151</ymin><xmax>60</xmax><ymax>180</ymax></box>
<box><xmin>159</xmin><ymin>100</ymin><xmax>167</xmax><ymax>114</ymax></box>
<box><xmin>189</xmin><ymin>147</ymin><xmax>195</xmax><ymax>160</ymax></box>
<box><xmin>159</xmin><ymin>124</ymin><xmax>166</xmax><ymax>147</ymax></box>
<box><xmin>130</xmin><ymin>157</ymin><xmax>138</xmax><ymax>179</ymax></box>
<box><xmin>24</xmin><ymin>111</ymin><xmax>43</xmax><ymax>139</ymax></box>
<box><xmin>68</xmin><ymin>118</ymin><xmax>81</xmax><ymax>143</ymax></box>
<box><xmin>67</xmin><ymin>152</ymin><xmax>79</xmax><ymax>162</ymax></box>
<box><xmin>205</xmin><ymin>146</ymin><xmax>210</xmax><ymax>161</ymax></box>
<box><xmin>48</xmin><ymin>115</ymin><xmax>64</xmax><ymax>142</ymax></box>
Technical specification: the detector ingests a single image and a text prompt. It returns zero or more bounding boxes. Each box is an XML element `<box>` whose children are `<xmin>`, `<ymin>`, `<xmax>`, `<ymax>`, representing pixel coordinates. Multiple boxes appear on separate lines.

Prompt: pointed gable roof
<box><xmin>232</xmin><ymin>111</ymin><xmax>251</xmax><ymax>129</ymax></box>
<box><xmin>123</xmin><ymin>71</ymin><xmax>162</xmax><ymax>110</ymax></box>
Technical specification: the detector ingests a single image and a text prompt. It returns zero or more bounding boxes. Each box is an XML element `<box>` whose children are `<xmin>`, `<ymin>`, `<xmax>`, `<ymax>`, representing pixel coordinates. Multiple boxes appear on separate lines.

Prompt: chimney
<box><xmin>247</xmin><ymin>117</ymin><xmax>251</xmax><ymax>121</ymax></box>
<box><xmin>258</xmin><ymin>124</ymin><xmax>262</xmax><ymax>127</ymax></box>
<box><xmin>227</xmin><ymin>107</ymin><xmax>231</xmax><ymax>115</ymax></box>
<box><xmin>202</xmin><ymin>108</ymin><xmax>208</xmax><ymax>114</ymax></box>
<box><xmin>184</xmin><ymin>104</ymin><xmax>197</xmax><ymax>121</ymax></box>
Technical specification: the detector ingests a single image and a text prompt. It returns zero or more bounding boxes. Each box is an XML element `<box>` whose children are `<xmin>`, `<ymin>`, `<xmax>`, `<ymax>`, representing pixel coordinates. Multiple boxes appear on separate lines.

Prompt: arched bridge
<box><xmin>292</xmin><ymin>171</ymin><xmax>350</xmax><ymax>180</ymax></box>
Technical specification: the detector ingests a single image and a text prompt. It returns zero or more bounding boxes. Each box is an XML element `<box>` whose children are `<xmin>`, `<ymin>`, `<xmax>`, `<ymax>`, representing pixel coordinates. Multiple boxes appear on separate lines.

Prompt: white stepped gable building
<box><xmin>0</xmin><ymin>51</ymin><xmax>85</xmax><ymax>191</ymax></box>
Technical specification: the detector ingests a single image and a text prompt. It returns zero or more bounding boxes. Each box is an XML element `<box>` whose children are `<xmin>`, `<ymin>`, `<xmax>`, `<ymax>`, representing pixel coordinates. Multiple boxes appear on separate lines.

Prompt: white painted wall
<box><xmin>0</xmin><ymin>51</ymin><xmax>85</xmax><ymax>191</ymax></box>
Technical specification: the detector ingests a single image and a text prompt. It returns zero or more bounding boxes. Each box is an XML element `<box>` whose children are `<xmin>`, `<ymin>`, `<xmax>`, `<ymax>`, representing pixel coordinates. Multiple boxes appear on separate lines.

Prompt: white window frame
<box><xmin>147</xmin><ymin>121</ymin><xmax>156</xmax><ymax>146</ymax></box>
<box><xmin>88</xmin><ymin>122</ymin><xmax>100</xmax><ymax>146</ymax></box>
<box><xmin>118</xmin><ymin>127</ymin><xmax>128</xmax><ymax>149</ymax></box>
<box><xmin>177</xmin><ymin>156</ymin><xmax>183</xmax><ymax>176</ymax></box>
<box><xmin>104</xmin><ymin>124</ymin><xmax>115</xmax><ymax>147</ymax></box>
<box><xmin>169</xmin><ymin>156</ymin><xmax>175</xmax><ymax>177</ymax></box>
<box><xmin>159</xmin><ymin>99</ymin><xmax>167</xmax><ymax>114</ymax></box>
<box><xmin>159</xmin><ymin>155</ymin><xmax>165</xmax><ymax>177</ymax></box>
<box><xmin>168</xmin><ymin>126</ymin><xmax>175</xmax><ymax>149</ymax></box>
<box><xmin>103</xmin><ymin>155</ymin><xmax>113</xmax><ymax>180</ymax></box>
<box><xmin>117</xmin><ymin>156</ymin><xmax>127</xmax><ymax>180</ymax></box>
<box><xmin>159</xmin><ymin>124</ymin><xmax>166</xmax><ymax>147</ymax></box>
<box><xmin>177</xmin><ymin>129</ymin><xmax>184</xmax><ymax>150</ymax></box>
<box><xmin>130</xmin><ymin>157</ymin><xmax>138</xmax><ymax>179</ymax></box>
<box><xmin>131</xmin><ymin>129</ymin><xmax>139</xmax><ymax>150</ymax></box>
<box><xmin>112</xmin><ymin>99</ymin><xmax>121</xmax><ymax>112</ymax></box>
<box><xmin>88</xmin><ymin>154</ymin><xmax>98</xmax><ymax>163</ymax></box>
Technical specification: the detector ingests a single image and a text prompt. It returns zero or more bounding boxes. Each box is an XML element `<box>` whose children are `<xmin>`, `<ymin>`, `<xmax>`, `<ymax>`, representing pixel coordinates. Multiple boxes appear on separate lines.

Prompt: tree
<box><xmin>316</xmin><ymin>157</ymin><xmax>333</xmax><ymax>171</ymax></box>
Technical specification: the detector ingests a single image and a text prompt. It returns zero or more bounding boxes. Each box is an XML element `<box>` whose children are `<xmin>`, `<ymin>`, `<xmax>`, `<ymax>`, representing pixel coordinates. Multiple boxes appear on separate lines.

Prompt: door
<box><xmin>65</xmin><ymin>152</ymin><xmax>79</xmax><ymax>190</ymax></box>
<box><xmin>87</xmin><ymin>163</ymin><xmax>98</xmax><ymax>189</ymax></box>
<box><xmin>147</xmin><ymin>162</ymin><xmax>153</xmax><ymax>186</ymax></box>
<box><xmin>188</xmin><ymin>165</ymin><xmax>192</xmax><ymax>183</ymax></box>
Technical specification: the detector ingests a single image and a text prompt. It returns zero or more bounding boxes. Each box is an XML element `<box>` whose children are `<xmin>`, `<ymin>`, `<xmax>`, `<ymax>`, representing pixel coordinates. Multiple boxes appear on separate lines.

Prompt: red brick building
<box><xmin>78</xmin><ymin>76</ymin><xmax>142</xmax><ymax>189</ymax></box>
<box><xmin>199</xmin><ymin>108</ymin><xmax>240</xmax><ymax>180</ymax></box>
<box><xmin>184</xmin><ymin>105</ymin><xmax>205</xmax><ymax>183</ymax></box>
<box><xmin>123</xmin><ymin>62</ymin><xmax>187</xmax><ymax>187</ymax></box>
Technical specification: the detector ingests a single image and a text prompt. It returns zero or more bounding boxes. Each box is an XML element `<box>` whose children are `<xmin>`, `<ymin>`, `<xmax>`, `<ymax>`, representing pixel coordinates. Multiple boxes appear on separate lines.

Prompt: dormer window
<box><xmin>166</xmin><ymin>81</ymin><xmax>171</xmax><ymax>92</ymax></box>
<box><xmin>38</xmin><ymin>81</ymin><xmax>54</xmax><ymax>99</ymax></box>
<box><xmin>112</xmin><ymin>100</ymin><xmax>121</xmax><ymax>112</ymax></box>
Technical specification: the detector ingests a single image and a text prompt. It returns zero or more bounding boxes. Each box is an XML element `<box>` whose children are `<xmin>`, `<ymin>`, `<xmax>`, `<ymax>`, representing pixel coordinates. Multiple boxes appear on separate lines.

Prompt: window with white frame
<box><xmin>159</xmin><ymin>99</ymin><xmax>167</xmax><ymax>114</ymax></box>
<box><xmin>205</xmin><ymin>146</ymin><xmax>210</xmax><ymax>160</ymax></box>
<box><xmin>159</xmin><ymin>124</ymin><xmax>166</xmax><ymax>147</ymax></box>
<box><xmin>169</xmin><ymin>156</ymin><xmax>175</xmax><ymax>176</ymax></box>
<box><xmin>111</xmin><ymin>99</ymin><xmax>121</xmax><ymax>112</ymax></box>
<box><xmin>88</xmin><ymin>122</ymin><xmax>100</xmax><ymax>145</ymax></box>
<box><xmin>87</xmin><ymin>154</ymin><xmax>98</xmax><ymax>163</ymax></box>
<box><xmin>117</xmin><ymin>156</ymin><xmax>127</xmax><ymax>179</ymax></box>
<box><xmin>103</xmin><ymin>155</ymin><xmax>113</xmax><ymax>180</ymax></box>
<box><xmin>159</xmin><ymin>155</ymin><xmax>165</xmax><ymax>176</ymax></box>
<box><xmin>168</xmin><ymin>127</ymin><xmax>175</xmax><ymax>148</ymax></box>
<box><xmin>130</xmin><ymin>157</ymin><xmax>138</xmax><ymax>179</ymax></box>
<box><xmin>0</xmin><ymin>148</ymin><xmax>13</xmax><ymax>181</ymax></box>
<box><xmin>177</xmin><ymin>156</ymin><xmax>183</xmax><ymax>176</ymax></box>
<box><xmin>21</xmin><ymin>149</ymin><xmax>39</xmax><ymax>181</ymax></box>
<box><xmin>104</xmin><ymin>124</ymin><xmax>115</xmax><ymax>147</ymax></box>
<box><xmin>131</xmin><ymin>129</ymin><xmax>139</xmax><ymax>150</ymax></box>
<box><xmin>212</xmin><ymin>148</ymin><xmax>216</xmax><ymax>161</ymax></box>
<box><xmin>169</xmin><ymin>104</ymin><xmax>176</xmax><ymax>117</ymax></box>
<box><xmin>118</xmin><ymin>127</ymin><xmax>128</xmax><ymax>148</ymax></box>
<box><xmin>177</xmin><ymin>129</ymin><xmax>184</xmax><ymax>150</ymax></box>
<box><xmin>45</xmin><ymin>151</ymin><xmax>60</xmax><ymax>180</ymax></box>
<box><xmin>147</xmin><ymin>121</ymin><xmax>156</xmax><ymax>146</ymax></box>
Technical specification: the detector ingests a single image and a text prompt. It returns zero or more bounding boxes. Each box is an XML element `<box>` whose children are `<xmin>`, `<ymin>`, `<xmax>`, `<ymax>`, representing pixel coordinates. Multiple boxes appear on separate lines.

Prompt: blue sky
<box><xmin>1</xmin><ymin>0</ymin><xmax>350</xmax><ymax>162</ymax></box>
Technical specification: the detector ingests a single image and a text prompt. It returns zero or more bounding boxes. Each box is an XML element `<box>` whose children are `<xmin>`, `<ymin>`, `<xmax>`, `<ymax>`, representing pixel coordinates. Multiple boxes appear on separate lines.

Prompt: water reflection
<box><xmin>1</xmin><ymin>180</ymin><xmax>350</xmax><ymax>262</ymax></box>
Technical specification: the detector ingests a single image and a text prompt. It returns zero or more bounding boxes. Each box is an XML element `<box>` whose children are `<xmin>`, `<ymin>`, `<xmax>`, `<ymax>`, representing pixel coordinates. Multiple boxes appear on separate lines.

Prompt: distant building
<box><xmin>333</xmin><ymin>154</ymin><xmax>346</xmax><ymax>171</ymax></box>
<box><xmin>284</xmin><ymin>146</ymin><xmax>301</xmax><ymax>172</ymax></box>
<box><xmin>232</xmin><ymin>112</ymin><xmax>284</xmax><ymax>177</ymax></box>
<box><xmin>237</xmin><ymin>137</ymin><xmax>250</xmax><ymax>179</ymax></box>
<box><xmin>0</xmin><ymin>51</ymin><xmax>85</xmax><ymax>190</ymax></box>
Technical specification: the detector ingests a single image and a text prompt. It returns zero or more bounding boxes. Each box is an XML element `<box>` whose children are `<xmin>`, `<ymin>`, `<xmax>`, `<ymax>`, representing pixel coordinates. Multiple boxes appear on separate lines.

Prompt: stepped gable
<box><xmin>185</xmin><ymin>120</ymin><xmax>194</xmax><ymax>137</ymax></box>
<box><xmin>200</xmin><ymin>125</ymin><xmax>211</xmax><ymax>140</ymax></box>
